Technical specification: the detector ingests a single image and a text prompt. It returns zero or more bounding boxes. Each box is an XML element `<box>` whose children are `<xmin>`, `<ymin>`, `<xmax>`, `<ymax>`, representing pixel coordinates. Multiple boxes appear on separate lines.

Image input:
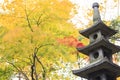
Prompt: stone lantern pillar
<box><xmin>72</xmin><ymin>2</ymin><xmax>120</xmax><ymax>80</ymax></box>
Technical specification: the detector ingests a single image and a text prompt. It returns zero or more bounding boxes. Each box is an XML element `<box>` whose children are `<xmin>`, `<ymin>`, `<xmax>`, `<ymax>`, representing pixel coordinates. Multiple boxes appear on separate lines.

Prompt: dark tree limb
<box><xmin>31</xmin><ymin>44</ymin><xmax>53</xmax><ymax>80</ymax></box>
<box><xmin>35</xmin><ymin>55</ymin><xmax>46</xmax><ymax>80</ymax></box>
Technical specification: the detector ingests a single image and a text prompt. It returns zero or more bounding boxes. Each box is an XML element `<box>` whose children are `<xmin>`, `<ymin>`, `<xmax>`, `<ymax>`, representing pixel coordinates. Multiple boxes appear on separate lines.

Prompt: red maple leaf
<box><xmin>57</xmin><ymin>36</ymin><xmax>84</xmax><ymax>48</ymax></box>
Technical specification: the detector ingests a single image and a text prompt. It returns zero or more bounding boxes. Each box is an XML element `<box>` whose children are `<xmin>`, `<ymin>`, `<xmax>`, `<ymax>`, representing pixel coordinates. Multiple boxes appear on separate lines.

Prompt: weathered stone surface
<box><xmin>79</xmin><ymin>21</ymin><xmax>117</xmax><ymax>38</ymax></box>
<box><xmin>72</xmin><ymin>2</ymin><xmax>120</xmax><ymax>80</ymax></box>
<box><xmin>72</xmin><ymin>58</ymin><xmax>120</xmax><ymax>79</ymax></box>
<box><xmin>92</xmin><ymin>2</ymin><xmax>101</xmax><ymax>23</ymax></box>
<box><xmin>77</xmin><ymin>37</ymin><xmax>120</xmax><ymax>55</ymax></box>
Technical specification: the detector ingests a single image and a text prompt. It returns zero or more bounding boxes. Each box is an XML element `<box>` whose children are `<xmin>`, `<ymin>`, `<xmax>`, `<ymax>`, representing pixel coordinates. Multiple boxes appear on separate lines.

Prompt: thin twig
<box><xmin>7</xmin><ymin>61</ymin><xmax>29</xmax><ymax>80</ymax></box>
<box><xmin>24</xmin><ymin>1</ymin><xmax>33</xmax><ymax>32</ymax></box>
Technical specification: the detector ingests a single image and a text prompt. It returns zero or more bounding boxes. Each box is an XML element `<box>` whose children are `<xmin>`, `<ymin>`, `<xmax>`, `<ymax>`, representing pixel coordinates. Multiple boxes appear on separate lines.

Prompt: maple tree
<box><xmin>0</xmin><ymin>0</ymin><xmax>84</xmax><ymax>80</ymax></box>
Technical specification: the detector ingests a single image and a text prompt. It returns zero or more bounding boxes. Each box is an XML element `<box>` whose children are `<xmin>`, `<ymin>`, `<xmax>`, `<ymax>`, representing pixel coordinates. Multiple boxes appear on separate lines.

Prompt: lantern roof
<box><xmin>72</xmin><ymin>57</ymin><xmax>120</xmax><ymax>79</ymax></box>
<box><xmin>79</xmin><ymin>21</ymin><xmax>117</xmax><ymax>38</ymax></box>
<box><xmin>77</xmin><ymin>37</ymin><xmax>120</xmax><ymax>55</ymax></box>
<box><xmin>80</xmin><ymin>2</ymin><xmax>117</xmax><ymax>38</ymax></box>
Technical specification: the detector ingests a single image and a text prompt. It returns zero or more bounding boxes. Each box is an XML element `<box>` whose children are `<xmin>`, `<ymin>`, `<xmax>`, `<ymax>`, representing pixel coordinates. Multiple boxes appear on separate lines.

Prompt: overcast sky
<box><xmin>70</xmin><ymin>0</ymin><xmax>120</xmax><ymax>28</ymax></box>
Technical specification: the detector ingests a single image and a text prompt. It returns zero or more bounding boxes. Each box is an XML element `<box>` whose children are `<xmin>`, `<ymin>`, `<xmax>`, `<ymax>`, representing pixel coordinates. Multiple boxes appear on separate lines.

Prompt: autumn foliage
<box><xmin>57</xmin><ymin>36</ymin><xmax>84</xmax><ymax>48</ymax></box>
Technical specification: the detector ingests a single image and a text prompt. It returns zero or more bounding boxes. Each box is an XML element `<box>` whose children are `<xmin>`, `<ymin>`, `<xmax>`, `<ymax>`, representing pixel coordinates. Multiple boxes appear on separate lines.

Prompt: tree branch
<box><xmin>31</xmin><ymin>47</ymin><xmax>37</xmax><ymax>80</ymax></box>
<box><xmin>24</xmin><ymin>1</ymin><xmax>33</xmax><ymax>32</ymax></box>
<box><xmin>35</xmin><ymin>55</ymin><xmax>46</xmax><ymax>80</ymax></box>
<box><xmin>37</xmin><ymin>44</ymin><xmax>53</xmax><ymax>50</ymax></box>
<box><xmin>31</xmin><ymin>43</ymin><xmax>53</xmax><ymax>80</ymax></box>
<box><xmin>7</xmin><ymin>61</ymin><xmax>29</xmax><ymax>80</ymax></box>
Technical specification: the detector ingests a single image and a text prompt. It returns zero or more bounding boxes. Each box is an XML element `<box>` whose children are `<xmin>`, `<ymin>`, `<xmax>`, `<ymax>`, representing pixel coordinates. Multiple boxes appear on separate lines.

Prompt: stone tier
<box><xmin>79</xmin><ymin>21</ymin><xmax>117</xmax><ymax>38</ymax></box>
<box><xmin>72</xmin><ymin>57</ymin><xmax>120</xmax><ymax>79</ymax></box>
<box><xmin>77</xmin><ymin>37</ymin><xmax>120</xmax><ymax>56</ymax></box>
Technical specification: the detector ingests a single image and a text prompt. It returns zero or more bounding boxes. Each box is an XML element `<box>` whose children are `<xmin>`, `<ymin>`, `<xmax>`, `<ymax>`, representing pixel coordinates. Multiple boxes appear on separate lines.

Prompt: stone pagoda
<box><xmin>72</xmin><ymin>2</ymin><xmax>120</xmax><ymax>80</ymax></box>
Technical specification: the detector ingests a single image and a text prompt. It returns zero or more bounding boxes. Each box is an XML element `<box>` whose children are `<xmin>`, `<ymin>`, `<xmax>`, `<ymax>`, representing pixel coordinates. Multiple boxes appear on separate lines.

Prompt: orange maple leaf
<box><xmin>57</xmin><ymin>36</ymin><xmax>84</xmax><ymax>48</ymax></box>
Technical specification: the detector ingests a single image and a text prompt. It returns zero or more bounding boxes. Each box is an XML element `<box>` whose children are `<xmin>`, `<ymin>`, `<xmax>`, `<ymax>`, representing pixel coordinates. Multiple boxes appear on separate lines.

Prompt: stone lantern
<box><xmin>72</xmin><ymin>2</ymin><xmax>120</xmax><ymax>80</ymax></box>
